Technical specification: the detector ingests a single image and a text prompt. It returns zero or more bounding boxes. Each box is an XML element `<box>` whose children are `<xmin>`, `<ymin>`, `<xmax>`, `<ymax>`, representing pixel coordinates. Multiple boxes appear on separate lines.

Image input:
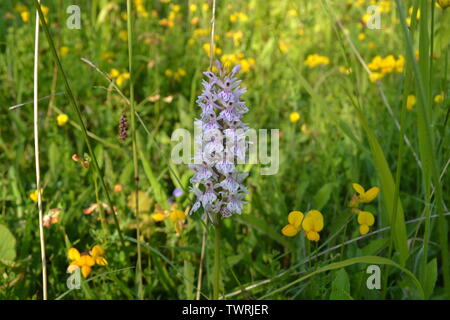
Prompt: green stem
<box><xmin>126</xmin><ymin>0</ymin><xmax>143</xmax><ymax>300</ymax></box>
<box><xmin>33</xmin><ymin>0</ymin><xmax>124</xmax><ymax>246</ymax></box>
<box><xmin>213</xmin><ymin>217</ymin><xmax>221</xmax><ymax>300</ymax></box>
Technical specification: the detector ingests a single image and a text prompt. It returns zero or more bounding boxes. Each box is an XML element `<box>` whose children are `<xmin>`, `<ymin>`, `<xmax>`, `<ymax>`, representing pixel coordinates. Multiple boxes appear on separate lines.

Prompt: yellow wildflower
<box><xmin>165</xmin><ymin>69</ymin><xmax>174</xmax><ymax>78</ymax></box>
<box><xmin>352</xmin><ymin>183</ymin><xmax>379</xmax><ymax>204</ymax></box>
<box><xmin>304</xmin><ymin>54</ymin><xmax>330</xmax><ymax>68</ymax></box>
<box><xmin>202</xmin><ymin>43</ymin><xmax>222</xmax><ymax>57</ymax></box>
<box><xmin>91</xmin><ymin>245</ymin><xmax>108</xmax><ymax>266</ymax></box>
<box><xmin>57</xmin><ymin>113</ymin><xmax>69</xmax><ymax>126</ymax></box>
<box><xmin>170</xmin><ymin>209</ymin><xmax>186</xmax><ymax>234</ymax></box>
<box><xmin>369</xmin><ymin>72</ymin><xmax>383</xmax><ymax>83</ymax></box>
<box><xmin>434</xmin><ymin>93</ymin><xmax>445</xmax><ymax>104</ymax></box>
<box><xmin>281</xmin><ymin>211</ymin><xmax>304</xmax><ymax>237</ymax></box>
<box><xmin>59</xmin><ymin>46</ymin><xmax>69</xmax><ymax>57</ymax></box>
<box><xmin>339</xmin><ymin>66</ymin><xmax>352</xmax><ymax>75</ymax></box>
<box><xmin>302</xmin><ymin>210</ymin><xmax>324</xmax><ymax>242</ymax></box>
<box><xmin>191</xmin><ymin>16</ymin><xmax>199</xmax><ymax>25</ymax></box>
<box><xmin>230</xmin><ymin>12</ymin><xmax>248</xmax><ymax>23</ymax></box>
<box><xmin>190</xmin><ymin>4</ymin><xmax>198</xmax><ymax>12</ymax></box>
<box><xmin>29</xmin><ymin>189</ymin><xmax>43</xmax><ymax>203</ymax></box>
<box><xmin>116</xmin><ymin>72</ymin><xmax>130</xmax><ymax>87</ymax></box>
<box><xmin>109</xmin><ymin>68</ymin><xmax>120</xmax><ymax>78</ymax></box>
<box><xmin>357</xmin><ymin>211</ymin><xmax>375</xmax><ymax>235</ymax></box>
<box><xmin>278</xmin><ymin>40</ymin><xmax>290</xmax><ymax>53</ymax></box>
<box><xmin>406</xmin><ymin>95</ymin><xmax>416</xmax><ymax>111</ymax></box>
<box><xmin>67</xmin><ymin>248</ymin><xmax>95</xmax><ymax>278</ymax></box>
<box><xmin>119</xmin><ymin>31</ymin><xmax>128</xmax><ymax>42</ymax></box>
<box><xmin>289</xmin><ymin>112</ymin><xmax>301</xmax><ymax>123</ymax></box>
<box><xmin>20</xmin><ymin>11</ymin><xmax>30</xmax><ymax>22</ymax></box>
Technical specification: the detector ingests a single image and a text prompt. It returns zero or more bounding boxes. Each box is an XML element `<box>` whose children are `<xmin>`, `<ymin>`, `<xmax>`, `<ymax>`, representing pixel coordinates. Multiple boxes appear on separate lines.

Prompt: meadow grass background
<box><xmin>0</xmin><ymin>0</ymin><xmax>449</xmax><ymax>300</ymax></box>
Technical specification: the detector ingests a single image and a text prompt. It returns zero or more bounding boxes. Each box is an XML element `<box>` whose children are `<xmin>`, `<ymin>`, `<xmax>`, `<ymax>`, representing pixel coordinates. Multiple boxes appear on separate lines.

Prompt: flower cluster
<box><xmin>368</xmin><ymin>55</ymin><xmax>404</xmax><ymax>82</ymax></box>
<box><xmin>67</xmin><ymin>245</ymin><xmax>107</xmax><ymax>278</ymax></box>
<box><xmin>349</xmin><ymin>183</ymin><xmax>379</xmax><ymax>235</ymax></box>
<box><xmin>109</xmin><ymin>68</ymin><xmax>130</xmax><ymax>87</ymax></box>
<box><xmin>281</xmin><ymin>210</ymin><xmax>325</xmax><ymax>242</ymax></box>
<box><xmin>189</xmin><ymin>61</ymin><xmax>249</xmax><ymax>223</ymax></box>
<box><xmin>304</xmin><ymin>54</ymin><xmax>330</xmax><ymax>68</ymax></box>
<box><xmin>159</xmin><ymin>4</ymin><xmax>182</xmax><ymax>28</ymax></box>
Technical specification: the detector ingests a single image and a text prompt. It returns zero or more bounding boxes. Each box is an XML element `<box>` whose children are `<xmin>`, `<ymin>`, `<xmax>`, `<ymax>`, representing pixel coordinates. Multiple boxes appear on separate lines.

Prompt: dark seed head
<box><xmin>118</xmin><ymin>113</ymin><xmax>128</xmax><ymax>141</ymax></box>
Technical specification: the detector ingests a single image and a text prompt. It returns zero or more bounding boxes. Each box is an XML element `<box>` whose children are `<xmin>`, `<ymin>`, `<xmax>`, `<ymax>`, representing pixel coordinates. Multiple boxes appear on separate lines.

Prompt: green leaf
<box><xmin>0</xmin><ymin>224</ymin><xmax>16</xmax><ymax>262</ymax></box>
<box><xmin>48</xmin><ymin>142</ymin><xmax>58</xmax><ymax>178</ymax></box>
<box><xmin>137</xmin><ymin>134</ymin><xmax>168</xmax><ymax>207</ymax></box>
<box><xmin>313</xmin><ymin>183</ymin><xmax>334</xmax><ymax>210</ymax></box>
<box><xmin>183</xmin><ymin>261</ymin><xmax>195</xmax><ymax>300</ymax></box>
<box><xmin>423</xmin><ymin>258</ymin><xmax>437</xmax><ymax>299</ymax></box>
<box><xmin>330</xmin><ymin>269</ymin><xmax>352</xmax><ymax>300</ymax></box>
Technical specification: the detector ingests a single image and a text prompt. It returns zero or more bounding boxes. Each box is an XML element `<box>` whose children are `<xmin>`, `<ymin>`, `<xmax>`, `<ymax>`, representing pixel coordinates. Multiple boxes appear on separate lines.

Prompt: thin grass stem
<box><xmin>33</xmin><ymin>0</ymin><xmax>47</xmax><ymax>300</ymax></box>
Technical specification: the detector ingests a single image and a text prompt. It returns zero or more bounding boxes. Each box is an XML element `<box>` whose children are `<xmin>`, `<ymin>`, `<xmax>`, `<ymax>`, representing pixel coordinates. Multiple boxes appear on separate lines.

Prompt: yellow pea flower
<box><xmin>339</xmin><ymin>66</ymin><xmax>352</xmax><ymax>75</ymax></box>
<box><xmin>278</xmin><ymin>40</ymin><xmax>290</xmax><ymax>53</ymax></box>
<box><xmin>119</xmin><ymin>30</ymin><xmax>128</xmax><ymax>42</ymax></box>
<box><xmin>151</xmin><ymin>212</ymin><xmax>168</xmax><ymax>222</ymax></box>
<box><xmin>59</xmin><ymin>46</ymin><xmax>69</xmax><ymax>57</ymax></box>
<box><xmin>369</xmin><ymin>72</ymin><xmax>383</xmax><ymax>83</ymax></box>
<box><xmin>191</xmin><ymin>16</ymin><xmax>199</xmax><ymax>25</ymax></box>
<box><xmin>357</xmin><ymin>211</ymin><xmax>375</xmax><ymax>235</ymax></box>
<box><xmin>116</xmin><ymin>72</ymin><xmax>130</xmax><ymax>87</ymax></box>
<box><xmin>20</xmin><ymin>11</ymin><xmax>30</xmax><ymax>22</ymax></box>
<box><xmin>169</xmin><ymin>209</ymin><xmax>185</xmax><ymax>222</ymax></box>
<box><xmin>170</xmin><ymin>209</ymin><xmax>186</xmax><ymax>235</ymax></box>
<box><xmin>190</xmin><ymin>4</ymin><xmax>198</xmax><ymax>12</ymax></box>
<box><xmin>109</xmin><ymin>68</ymin><xmax>120</xmax><ymax>78</ymax></box>
<box><xmin>57</xmin><ymin>113</ymin><xmax>69</xmax><ymax>126</ymax></box>
<box><xmin>406</xmin><ymin>95</ymin><xmax>416</xmax><ymax>111</ymax></box>
<box><xmin>302</xmin><ymin>210</ymin><xmax>324</xmax><ymax>242</ymax></box>
<box><xmin>91</xmin><ymin>245</ymin><xmax>108</xmax><ymax>266</ymax></box>
<box><xmin>67</xmin><ymin>248</ymin><xmax>95</xmax><ymax>278</ymax></box>
<box><xmin>434</xmin><ymin>93</ymin><xmax>444</xmax><ymax>104</ymax></box>
<box><xmin>281</xmin><ymin>211</ymin><xmax>304</xmax><ymax>237</ymax></box>
<box><xmin>29</xmin><ymin>189</ymin><xmax>43</xmax><ymax>203</ymax></box>
<box><xmin>289</xmin><ymin>112</ymin><xmax>301</xmax><ymax>123</ymax></box>
<box><xmin>352</xmin><ymin>183</ymin><xmax>379</xmax><ymax>204</ymax></box>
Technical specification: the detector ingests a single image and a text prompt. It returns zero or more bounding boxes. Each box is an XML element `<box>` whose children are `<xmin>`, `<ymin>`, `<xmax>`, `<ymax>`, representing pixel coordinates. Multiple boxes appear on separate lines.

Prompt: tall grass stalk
<box><xmin>395</xmin><ymin>0</ymin><xmax>450</xmax><ymax>297</ymax></box>
<box><xmin>126</xmin><ymin>0</ymin><xmax>143</xmax><ymax>300</ymax></box>
<box><xmin>33</xmin><ymin>0</ymin><xmax>125</xmax><ymax>246</ymax></box>
<box><xmin>33</xmin><ymin>0</ymin><xmax>47</xmax><ymax>300</ymax></box>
